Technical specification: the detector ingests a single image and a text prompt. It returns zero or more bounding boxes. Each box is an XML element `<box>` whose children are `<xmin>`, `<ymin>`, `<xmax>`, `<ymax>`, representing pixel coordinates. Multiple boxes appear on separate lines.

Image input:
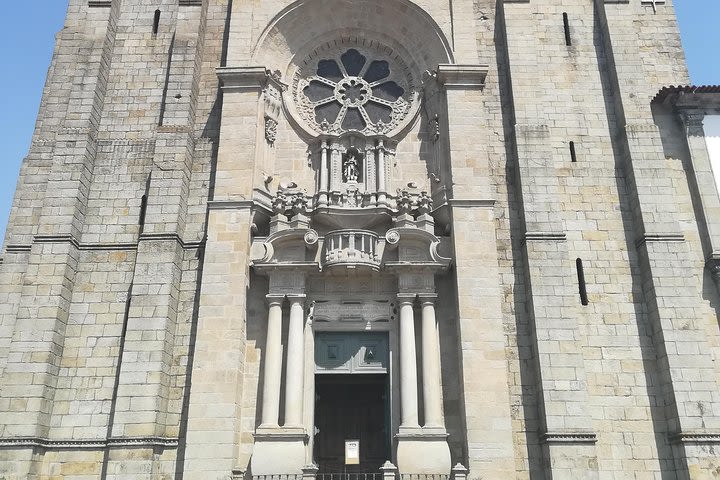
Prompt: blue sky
<box><xmin>0</xmin><ymin>2</ymin><xmax>718</xmax><ymax>240</ymax></box>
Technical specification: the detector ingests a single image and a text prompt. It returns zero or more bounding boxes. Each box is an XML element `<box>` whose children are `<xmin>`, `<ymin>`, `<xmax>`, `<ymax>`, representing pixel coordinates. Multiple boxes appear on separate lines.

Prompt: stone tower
<box><xmin>1</xmin><ymin>0</ymin><xmax>720</xmax><ymax>479</ymax></box>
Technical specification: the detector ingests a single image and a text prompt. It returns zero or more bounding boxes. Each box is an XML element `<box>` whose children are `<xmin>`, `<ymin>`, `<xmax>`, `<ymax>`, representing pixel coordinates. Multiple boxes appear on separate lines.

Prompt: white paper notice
<box><xmin>345</xmin><ymin>439</ymin><xmax>360</xmax><ymax>465</ymax></box>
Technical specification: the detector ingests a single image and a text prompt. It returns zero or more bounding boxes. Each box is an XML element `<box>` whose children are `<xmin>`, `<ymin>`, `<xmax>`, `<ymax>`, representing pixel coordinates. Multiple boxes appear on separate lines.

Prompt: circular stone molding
<box><xmin>290</xmin><ymin>39</ymin><xmax>418</xmax><ymax>137</ymax></box>
<box><xmin>304</xmin><ymin>230</ymin><xmax>319</xmax><ymax>247</ymax></box>
<box><xmin>385</xmin><ymin>230</ymin><xmax>401</xmax><ymax>245</ymax></box>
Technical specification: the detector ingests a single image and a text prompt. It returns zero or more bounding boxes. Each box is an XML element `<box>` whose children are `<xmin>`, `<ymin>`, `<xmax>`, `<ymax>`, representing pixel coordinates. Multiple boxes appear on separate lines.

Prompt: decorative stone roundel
<box><xmin>292</xmin><ymin>41</ymin><xmax>416</xmax><ymax>136</ymax></box>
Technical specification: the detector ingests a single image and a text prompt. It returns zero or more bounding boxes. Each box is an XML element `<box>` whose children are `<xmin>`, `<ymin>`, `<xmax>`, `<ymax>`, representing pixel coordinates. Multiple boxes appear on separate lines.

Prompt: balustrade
<box><xmin>323</xmin><ymin>230</ymin><xmax>381</xmax><ymax>269</ymax></box>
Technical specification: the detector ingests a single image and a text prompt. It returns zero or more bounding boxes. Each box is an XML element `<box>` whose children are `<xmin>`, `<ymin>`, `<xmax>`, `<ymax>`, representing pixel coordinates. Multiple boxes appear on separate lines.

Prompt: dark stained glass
<box><xmin>341</xmin><ymin>49</ymin><xmax>366</xmax><ymax>77</ymax></box>
<box><xmin>304</xmin><ymin>80</ymin><xmax>334</xmax><ymax>102</ymax></box>
<box><xmin>317</xmin><ymin>60</ymin><xmax>343</xmax><ymax>82</ymax></box>
<box><xmin>372</xmin><ymin>81</ymin><xmax>404</xmax><ymax>102</ymax></box>
<box><xmin>364</xmin><ymin>101</ymin><xmax>393</xmax><ymax>124</ymax></box>
<box><xmin>363</xmin><ymin>60</ymin><xmax>390</xmax><ymax>83</ymax></box>
<box><xmin>315</xmin><ymin>102</ymin><xmax>342</xmax><ymax>125</ymax></box>
<box><xmin>342</xmin><ymin>108</ymin><xmax>366</xmax><ymax>131</ymax></box>
<box><xmin>301</xmin><ymin>47</ymin><xmax>409</xmax><ymax>133</ymax></box>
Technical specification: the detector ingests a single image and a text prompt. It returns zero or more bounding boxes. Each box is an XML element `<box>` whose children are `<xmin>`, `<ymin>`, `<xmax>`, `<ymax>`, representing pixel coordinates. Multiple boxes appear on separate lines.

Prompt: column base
<box><xmin>396</xmin><ymin>427</ymin><xmax>451</xmax><ymax>475</ymax></box>
<box><xmin>250</xmin><ymin>427</ymin><xmax>308</xmax><ymax>476</ymax></box>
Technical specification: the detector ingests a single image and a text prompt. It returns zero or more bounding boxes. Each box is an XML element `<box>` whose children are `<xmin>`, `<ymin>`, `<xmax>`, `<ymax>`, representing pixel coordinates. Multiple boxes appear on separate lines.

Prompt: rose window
<box><xmin>293</xmin><ymin>46</ymin><xmax>414</xmax><ymax>136</ymax></box>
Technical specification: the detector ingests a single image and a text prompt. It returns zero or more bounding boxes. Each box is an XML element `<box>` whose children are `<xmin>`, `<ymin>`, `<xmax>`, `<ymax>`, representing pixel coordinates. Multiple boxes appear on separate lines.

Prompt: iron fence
<box><xmin>316</xmin><ymin>473</ymin><xmax>383</xmax><ymax>480</ymax></box>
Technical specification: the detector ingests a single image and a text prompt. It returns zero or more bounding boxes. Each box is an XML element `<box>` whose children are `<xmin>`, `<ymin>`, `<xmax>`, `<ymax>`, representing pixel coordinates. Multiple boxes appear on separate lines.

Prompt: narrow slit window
<box><xmin>153</xmin><ymin>9</ymin><xmax>161</xmax><ymax>35</ymax></box>
<box><xmin>576</xmin><ymin>258</ymin><xmax>589</xmax><ymax>306</ymax></box>
<box><xmin>570</xmin><ymin>141</ymin><xmax>577</xmax><ymax>162</ymax></box>
<box><xmin>563</xmin><ymin>13</ymin><xmax>572</xmax><ymax>46</ymax></box>
<box><xmin>139</xmin><ymin>194</ymin><xmax>148</xmax><ymax>232</ymax></box>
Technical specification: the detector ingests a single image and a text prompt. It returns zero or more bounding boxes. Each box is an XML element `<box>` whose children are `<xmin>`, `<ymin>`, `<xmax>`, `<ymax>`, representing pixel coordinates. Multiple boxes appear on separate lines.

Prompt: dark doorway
<box><xmin>314</xmin><ymin>374</ymin><xmax>390</xmax><ymax>474</ymax></box>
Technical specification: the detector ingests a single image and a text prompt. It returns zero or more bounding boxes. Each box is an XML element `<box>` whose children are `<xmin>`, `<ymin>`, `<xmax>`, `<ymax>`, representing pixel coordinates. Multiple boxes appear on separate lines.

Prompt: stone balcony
<box><xmin>323</xmin><ymin>229</ymin><xmax>381</xmax><ymax>270</ymax></box>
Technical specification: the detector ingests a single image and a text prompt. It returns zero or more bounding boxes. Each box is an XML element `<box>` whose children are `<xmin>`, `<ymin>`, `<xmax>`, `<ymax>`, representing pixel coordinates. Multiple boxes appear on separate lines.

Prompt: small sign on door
<box><xmin>345</xmin><ymin>439</ymin><xmax>360</xmax><ymax>465</ymax></box>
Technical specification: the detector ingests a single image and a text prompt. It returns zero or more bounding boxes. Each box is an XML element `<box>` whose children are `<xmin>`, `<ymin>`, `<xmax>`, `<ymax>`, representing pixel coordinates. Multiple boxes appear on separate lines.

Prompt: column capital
<box><xmin>266</xmin><ymin>294</ymin><xmax>285</xmax><ymax>305</ymax></box>
<box><xmin>396</xmin><ymin>293</ymin><xmax>417</xmax><ymax>304</ymax></box>
<box><xmin>418</xmin><ymin>293</ymin><xmax>438</xmax><ymax>303</ymax></box>
<box><xmin>286</xmin><ymin>293</ymin><xmax>307</xmax><ymax>302</ymax></box>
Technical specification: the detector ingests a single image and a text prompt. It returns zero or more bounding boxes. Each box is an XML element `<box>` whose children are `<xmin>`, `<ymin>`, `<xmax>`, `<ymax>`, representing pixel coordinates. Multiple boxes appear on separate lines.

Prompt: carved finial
<box><xmin>272</xmin><ymin>181</ymin><xmax>308</xmax><ymax>216</ymax></box>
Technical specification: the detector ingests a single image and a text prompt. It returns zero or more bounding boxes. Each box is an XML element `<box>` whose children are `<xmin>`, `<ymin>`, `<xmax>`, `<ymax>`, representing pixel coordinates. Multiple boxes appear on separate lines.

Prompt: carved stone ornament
<box><xmin>385</xmin><ymin>230</ymin><xmax>401</xmax><ymax>245</ymax></box>
<box><xmin>680</xmin><ymin>111</ymin><xmax>705</xmax><ymax>137</ymax></box>
<box><xmin>271</xmin><ymin>182</ymin><xmax>309</xmax><ymax>216</ymax></box>
<box><xmin>265</xmin><ymin>117</ymin><xmax>278</xmax><ymax>144</ymax></box>
<box><xmin>431</xmin><ymin>114</ymin><xmax>440</xmax><ymax>142</ymax></box>
<box><xmin>292</xmin><ymin>40</ymin><xmax>417</xmax><ymax>137</ymax></box>
<box><xmin>304</xmin><ymin>230</ymin><xmax>319</xmax><ymax>247</ymax></box>
<box><xmin>396</xmin><ymin>186</ymin><xmax>433</xmax><ymax>215</ymax></box>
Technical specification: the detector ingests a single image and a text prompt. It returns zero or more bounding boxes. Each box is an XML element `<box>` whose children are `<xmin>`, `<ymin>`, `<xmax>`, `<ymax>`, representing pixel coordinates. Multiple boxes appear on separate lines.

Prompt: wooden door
<box><xmin>314</xmin><ymin>374</ymin><xmax>389</xmax><ymax>474</ymax></box>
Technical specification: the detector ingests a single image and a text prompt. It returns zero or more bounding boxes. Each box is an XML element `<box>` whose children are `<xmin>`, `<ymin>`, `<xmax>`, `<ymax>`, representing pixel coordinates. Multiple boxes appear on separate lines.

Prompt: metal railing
<box><xmin>253</xmin><ymin>470</ymin><xmax>456</xmax><ymax>480</ymax></box>
<box><xmin>400</xmin><ymin>475</ymin><xmax>450</xmax><ymax>480</ymax></box>
<box><xmin>252</xmin><ymin>475</ymin><xmax>303</xmax><ymax>480</ymax></box>
<box><xmin>316</xmin><ymin>473</ymin><xmax>382</xmax><ymax>480</ymax></box>
<box><xmin>323</xmin><ymin>229</ymin><xmax>381</xmax><ymax>269</ymax></box>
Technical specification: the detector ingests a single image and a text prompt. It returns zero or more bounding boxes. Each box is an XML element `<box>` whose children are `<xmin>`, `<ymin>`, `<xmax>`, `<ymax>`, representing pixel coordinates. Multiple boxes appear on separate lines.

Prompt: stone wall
<box><xmin>0</xmin><ymin>0</ymin><xmax>718</xmax><ymax>479</ymax></box>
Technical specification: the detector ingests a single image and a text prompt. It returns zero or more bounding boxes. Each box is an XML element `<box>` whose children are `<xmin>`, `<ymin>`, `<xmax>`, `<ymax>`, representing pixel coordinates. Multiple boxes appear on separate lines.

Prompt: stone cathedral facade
<box><xmin>2</xmin><ymin>0</ymin><xmax>720</xmax><ymax>479</ymax></box>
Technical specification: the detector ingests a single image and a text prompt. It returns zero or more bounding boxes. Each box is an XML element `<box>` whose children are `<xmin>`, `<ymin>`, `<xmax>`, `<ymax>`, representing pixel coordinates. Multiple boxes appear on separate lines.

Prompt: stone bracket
<box><xmin>217</xmin><ymin>66</ymin><xmax>284</xmax><ymax>93</ymax></box>
<box><xmin>436</xmin><ymin>64</ymin><xmax>488</xmax><ymax>90</ymax></box>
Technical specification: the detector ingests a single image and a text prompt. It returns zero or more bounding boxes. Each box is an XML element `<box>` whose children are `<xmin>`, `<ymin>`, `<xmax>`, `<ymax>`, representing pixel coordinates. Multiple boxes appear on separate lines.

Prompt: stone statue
<box><xmin>343</xmin><ymin>152</ymin><xmax>360</xmax><ymax>183</ymax></box>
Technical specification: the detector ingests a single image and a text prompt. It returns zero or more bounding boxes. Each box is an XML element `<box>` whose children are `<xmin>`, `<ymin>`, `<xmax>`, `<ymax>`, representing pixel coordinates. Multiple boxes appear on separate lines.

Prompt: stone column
<box><xmin>420</xmin><ymin>295</ymin><xmax>443</xmax><ymax>428</ymax></box>
<box><xmin>377</xmin><ymin>139</ymin><xmax>387</xmax><ymax>206</ymax></box>
<box><xmin>398</xmin><ymin>294</ymin><xmax>419</xmax><ymax>428</ymax></box>
<box><xmin>284</xmin><ymin>295</ymin><xmax>306</xmax><ymax>427</ymax></box>
<box><xmin>260</xmin><ymin>295</ymin><xmax>284</xmax><ymax>427</ymax></box>
<box><xmin>395</xmin><ymin>277</ymin><xmax>450</xmax><ymax>474</ymax></box>
<box><xmin>319</xmin><ymin>141</ymin><xmax>329</xmax><ymax>207</ymax></box>
<box><xmin>252</xmin><ymin>272</ymin><xmax>308</xmax><ymax>476</ymax></box>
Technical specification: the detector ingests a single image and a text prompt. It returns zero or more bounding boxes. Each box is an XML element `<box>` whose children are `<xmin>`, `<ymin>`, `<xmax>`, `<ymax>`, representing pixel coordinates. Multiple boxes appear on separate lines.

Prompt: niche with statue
<box><xmin>313</xmin><ymin>133</ymin><xmax>396</xmax><ymax>209</ymax></box>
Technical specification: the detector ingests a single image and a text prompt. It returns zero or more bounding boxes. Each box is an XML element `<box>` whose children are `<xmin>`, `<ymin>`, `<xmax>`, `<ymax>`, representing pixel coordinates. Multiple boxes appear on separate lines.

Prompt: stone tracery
<box><xmin>293</xmin><ymin>43</ymin><xmax>416</xmax><ymax>137</ymax></box>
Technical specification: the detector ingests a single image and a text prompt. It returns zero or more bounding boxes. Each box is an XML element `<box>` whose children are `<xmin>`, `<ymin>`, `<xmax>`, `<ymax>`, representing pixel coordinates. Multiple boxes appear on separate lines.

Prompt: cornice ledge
<box><xmin>138</xmin><ymin>232</ymin><xmax>205</xmax><ymax>250</ymax></box>
<box><xmin>524</xmin><ymin>231</ymin><xmax>567</xmax><ymax>243</ymax></box>
<box><xmin>394</xmin><ymin>431</ymin><xmax>449</xmax><ymax>440</ymax></box>
<box><xmin>34</xmin><ymin>234</ymin><xmax>81</xmax><ymax>249</ymax></box>
<box><xmin>635</xmin><ymin>232</ymin><xmax>685</xmax><ymax>247</ymax></box>
<box><xmin>217</xmin><ymin>66</ymin><xmax>271</xmax><ymax>91</ymax></box>
<box><xmin>207</xmin><ymin>199</ymin><xmax>255</xmax><ymax>210</ymax></box>
<box><xmin>107</xmin><ymin>436</ymin><xmax>179</xmax><ymax>448</ymax></box>
<box><xmin>253</xmin><ymin>428</ymin><xmax>308</xmax><ymax>442</ymax></box>
<box><xmin>436</xmin><ymin>64</ymin><xmax>488</xmax><ymax>89</ymax></box>
<box><xmin>0</xmin><ymin>436</ymin><xmax>179</xmax><ymax>450</ymax></box>
<box><xmin>447</xmin><ymin>199</ymin><xmax>495</xmax><ymax>208</ymax></box>
<box><xmin>5</xmin><ymin>244</ymin><xmax>32</xmax><ymax>253</ymax></box>
<box><xmin>541</xmin><ymin>431</ymin><xmax>598</xmax><ymax>444</ymax></box>
<box><xmin>252</xmin><ymin>261</ymin><xmax>320</xmax><ymax>272</ymax></box>
<box><xmin>669</xmin><ymin>431</ymin><xmax>720</xmax><ymax>445</ymax></box>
